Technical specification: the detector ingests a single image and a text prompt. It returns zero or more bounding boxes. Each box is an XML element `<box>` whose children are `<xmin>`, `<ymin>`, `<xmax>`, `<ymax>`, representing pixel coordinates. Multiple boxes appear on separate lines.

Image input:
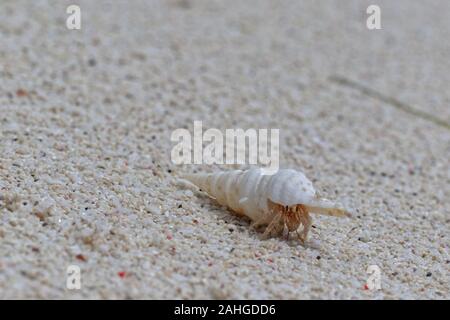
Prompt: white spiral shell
<box><xmin>183</xmin><ymin>168</ymin><xmax>351</xmax><ymax>229</ymax></box>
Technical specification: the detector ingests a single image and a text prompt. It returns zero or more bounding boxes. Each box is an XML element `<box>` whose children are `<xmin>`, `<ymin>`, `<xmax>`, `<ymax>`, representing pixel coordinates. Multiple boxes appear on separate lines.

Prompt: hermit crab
<box><xmin>183</xmin><ymin>168</ymin><xmax>351</xmax><ymax>243</ymax></box>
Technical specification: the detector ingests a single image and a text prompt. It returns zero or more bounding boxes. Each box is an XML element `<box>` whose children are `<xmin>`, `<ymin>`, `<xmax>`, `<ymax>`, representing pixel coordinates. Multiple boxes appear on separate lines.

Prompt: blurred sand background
<box><xmin>0</xmin><ymin>0</ymin><xmax>449</xmax><ymax>299</ymax></box>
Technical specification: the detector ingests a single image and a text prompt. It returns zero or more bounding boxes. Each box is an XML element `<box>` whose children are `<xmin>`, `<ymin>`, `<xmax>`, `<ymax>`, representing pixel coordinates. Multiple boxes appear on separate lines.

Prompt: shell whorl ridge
<box><xmin>183</xmin><ymin>169</ymin><xmax>266</xmax><ymax>221</ymax></box>
<box><xmin>183</xmin><ymin>168</ymin><xmax>351</xmax><ymax>221</ymax></box>
<box><xmin>265</xmin><ymin>169</ymin><xmax>316</xmax><ymax>206</ymax></box>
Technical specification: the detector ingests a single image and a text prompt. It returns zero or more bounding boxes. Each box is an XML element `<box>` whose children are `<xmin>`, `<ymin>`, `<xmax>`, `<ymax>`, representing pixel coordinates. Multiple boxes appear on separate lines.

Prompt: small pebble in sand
<box><xmin>16</xmin><ymin>89</ymin><xmax>28</xmax><ymax>97</ymax></box>
<box><xmin>76</xmin><ymin>254</ymin><xmax>87</xmax><ymax>262</ymax></box>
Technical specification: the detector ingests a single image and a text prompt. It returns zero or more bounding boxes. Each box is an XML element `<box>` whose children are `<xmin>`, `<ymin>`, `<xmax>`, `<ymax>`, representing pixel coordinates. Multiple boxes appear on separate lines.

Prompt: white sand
<box><xmin>0</xmin><ymin>0</ymin><xmax>448</xmax><ymax>299</ymax></box>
